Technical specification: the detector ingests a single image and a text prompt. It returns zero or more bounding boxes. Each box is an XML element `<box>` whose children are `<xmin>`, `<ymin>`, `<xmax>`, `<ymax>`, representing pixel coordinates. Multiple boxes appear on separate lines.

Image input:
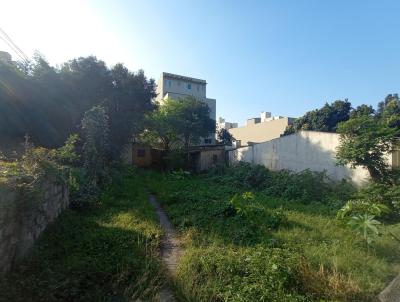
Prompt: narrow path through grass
<box><xmin>149</xmin><ymin>194</ymin><xmax>183</xmax><ymax>302</ymax></box>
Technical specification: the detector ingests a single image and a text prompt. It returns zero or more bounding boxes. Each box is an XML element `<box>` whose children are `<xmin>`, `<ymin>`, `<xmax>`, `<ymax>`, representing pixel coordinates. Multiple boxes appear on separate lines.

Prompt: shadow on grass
<box><xmin>0</xmin><ymin>206</ymin><xmax>164</xmax><ymax>302</ymax></box>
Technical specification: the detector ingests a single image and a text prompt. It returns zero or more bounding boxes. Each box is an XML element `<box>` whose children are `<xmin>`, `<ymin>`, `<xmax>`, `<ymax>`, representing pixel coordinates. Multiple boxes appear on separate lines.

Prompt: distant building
<box><xmin>229</xmin><ymin>111</ymin><xmax>295</xmax><ymax>146</ymax></box>
<box><xmin>156</xmin><ymin>72</ymin><xmax>216</xmax><ymax>144</ymax></box>
<box><xmin>0</xmin><ymin>51</ymin><xmax>12</xmax><ymax>63</ymax></box>
<box><xmin>217</xmin><ymin>117</ymin><xmax>238</xmax><ymax>130</ymax></box>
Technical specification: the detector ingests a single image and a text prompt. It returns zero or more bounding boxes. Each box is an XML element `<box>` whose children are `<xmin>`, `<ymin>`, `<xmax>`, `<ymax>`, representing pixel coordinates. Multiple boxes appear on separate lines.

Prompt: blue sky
<box><xmin>1</xmin><ymin>0</ymin><xmax>399</xmax><ymax>125</ymax></box>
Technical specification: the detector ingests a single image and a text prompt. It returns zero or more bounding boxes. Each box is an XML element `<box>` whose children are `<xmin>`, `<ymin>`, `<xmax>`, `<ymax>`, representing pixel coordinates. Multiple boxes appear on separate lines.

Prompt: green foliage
<box><xmin>336</xmin><ymin>94</ymin><xmax>400</xmax><ymax>181</ymax></box>
<box><xmin>348</xmin><ymin>214</ymin><xmax>381</xmax><ymax>246</ymax></box>
<box><xmin>81</xmin><ymin>105</ymin><xmax>110</xmax><ymax>186</ymax></box>
<box><xmin>147</xmin><ymin>170</ymin><xmax>400</xmax><ymax>301</ymax></box>
<box><xmin>217</xmin><ymin>127</ymin><xmax>234</xmax><ymax>145</ymax></box>
<box><xmin>107</xmin><ymin>66</ymin><xmax>156</xmax><ymax>159</ymax></box>
<box><xmin>176</xmin><ymin>246</ymin><xmax>305</xmax><ymax>302</ymax></box>
<box><xmin>0</xmin><ymin>54</ymin><xmax>155</xmax><ymax>153</ymax></box>
<box><xmin>350</xmin><ymin>104</ymin><xmax>375</xmax><ymax>118</ymax></box>
<box><xmin>169</xmin><ymin>169</ymin><xmax>191</xmax><ymax>180</ymax></box>
<box><xmin>212</xmin><ymin>162</ymin><xmax>354</xmax><ymax>204</ymax></box>
<box><xmin>284</xmin><ymin>99</ymin><xmax>351</xmax><ymax>135</ymax></box>
<box><xmin>165</xmin><ymin>96</ymin><xmax>215</xmax><ymax>148</ymax></box>
<box><xmin>142</xmin><ymin>102</ymin><xmax>179</xmax><ymax>150</ymax></box>
<box><xmin>337</xmin><ymin>199</ymin><xmax>390</xmax><ymax>219</ymax></box>
<box><xmin>0</xmin><ymin>170</ymin><xmax>163</xmax><ymax>301</ymax></box>
<box><xmin>164</xmin><ymin>149</ymin><xmax>186</xmax><ymax>171</ymax></box>
<box><xmin>229</xmin><ymin>191</ymin><xmax>255</xmax><ymax>217</ymax></box>
<box><xmin>211</xmin><ymin>162</ymin><xmax>271</xmax><ymax>189</ymax></box>
<box><xmin>0</xmin><ymin>136</ymin><xmax>65</xmax><ymax>185</ymax></box>
<box><xmin>356</xmin><ymin>182</ymin><xmax>400</xmax><ymax>218</ymax></box>
<box><xmin>336</xmin><ymin>114</ymin><xmax>399</xmax><ymax>180</ymax></box>
<box><xmin>51</xmin><ymin>134</ymin><xmax>80</xmax><ymax>165</ymax></box>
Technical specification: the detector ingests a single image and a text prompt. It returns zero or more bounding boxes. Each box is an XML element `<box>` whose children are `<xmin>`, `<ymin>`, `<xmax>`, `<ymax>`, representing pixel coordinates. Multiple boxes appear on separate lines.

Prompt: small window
<box><xmin>137</xmin><ymin>149</ymin><xmax>146</xmax><ymax>157</ymax></box>
<box><xmin>168</xmin><ymin>80</ymin><xmax>172</xmax><ymax>87</ymax></box>
<box><xmin>204</xmin><ymin>138</ymin><xmax>211</xmax><ymax>144</ymax></box>
<box><xmin>196</xmin><ymin>85</ymin><xmax>199</xmax><ymax>91</ymax></box>
<box><xmin>187</xmin><ymin>83</ymin><xmax>191</xmax><ymax>89</ymax></box>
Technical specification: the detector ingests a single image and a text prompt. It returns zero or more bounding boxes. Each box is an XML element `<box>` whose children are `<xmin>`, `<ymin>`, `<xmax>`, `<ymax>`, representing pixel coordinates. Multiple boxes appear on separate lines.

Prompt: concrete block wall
<box><xmin>0</xmin><ymin>178</ymin><xmax>69</xmax><ymax>274</ymax></box>
<box><xmin>228</xmin><ymin>131</ymin><xmax>371</xmax><ymax>185</ymax></box>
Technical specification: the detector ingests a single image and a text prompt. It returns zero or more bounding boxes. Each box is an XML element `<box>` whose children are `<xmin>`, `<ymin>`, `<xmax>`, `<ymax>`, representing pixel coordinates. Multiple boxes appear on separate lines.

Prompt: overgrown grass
<box><xmin>146</xmin><ymin>169</ymin><xmax>400</xmax><ymax>302</ymax></box>
<box><xmin>0</xmin><ymin>170</ymin><xmax>164</xmax><ymax>302</ymax></box>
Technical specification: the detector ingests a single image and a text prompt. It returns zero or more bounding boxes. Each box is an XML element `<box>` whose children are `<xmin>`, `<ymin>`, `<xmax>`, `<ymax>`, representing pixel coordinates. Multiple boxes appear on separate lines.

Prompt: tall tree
<box><xmin>144</xmin><ymin>97</ymin><xmax>215</xmax><ymax>160</ymax></box>
<box><xmin>284</xmin><ymin>99</ymin><xmax>352</xmax><ymax>135</ymax></box>
<box><xmin>336</xmin><ymin>95</ymin><xmax>400</xmax><ymax>181</ymax></box>
<box><xmin>142</xmin><ymin>104</ymin><xmax>178</xmax><ymax>150</ymax></box>
<box><xmin>81</xmin><ymin>105</ymin><xmax>110</xmax><ymax>186</ymax></box>
<box><xmin>0</xmin><ymin>54</ymin><xmax>155</xmax><ymax>156</ymax></box>
<box><xmin>107</xmin><ymin>65</ymin><xmax>156</xmax><ymax>159</ymax></box>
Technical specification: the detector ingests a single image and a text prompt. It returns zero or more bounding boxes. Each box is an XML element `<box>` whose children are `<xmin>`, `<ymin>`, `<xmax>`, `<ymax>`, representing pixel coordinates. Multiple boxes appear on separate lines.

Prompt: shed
<box><xmin>188</xmin><ymin>145</ymin><xmax>226</xmax><ymax>172</ymax></box>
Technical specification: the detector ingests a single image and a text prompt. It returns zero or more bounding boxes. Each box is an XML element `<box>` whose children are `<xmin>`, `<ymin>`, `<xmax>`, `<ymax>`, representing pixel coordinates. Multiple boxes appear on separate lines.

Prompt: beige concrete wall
<box><xmin>228</xmin><ymin>131</ymin><xmax>371</xmax><ymax>185</ymax></box>
<box><xmin>228</xmin><ymin>117</ymin><xmax>291</xmax><ymax>146</ymax></box>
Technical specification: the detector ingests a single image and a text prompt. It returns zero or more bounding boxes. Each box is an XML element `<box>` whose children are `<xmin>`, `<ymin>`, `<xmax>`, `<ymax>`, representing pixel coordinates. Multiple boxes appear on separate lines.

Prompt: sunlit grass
<box><xmin>148</xmin><ymin>171</ymin><xmax>400</xmax><ymax>301</ymax></box>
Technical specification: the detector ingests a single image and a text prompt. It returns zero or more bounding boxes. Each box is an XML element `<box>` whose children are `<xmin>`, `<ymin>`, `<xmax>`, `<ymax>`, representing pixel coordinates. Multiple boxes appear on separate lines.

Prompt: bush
<box><xmin>212</xmin><ymin>162</ymin><xmax>354</xmax><ymax>204</ymax></box>
<box><xmin>337</xmin><ymin>199</ymin><xmax>390</xmax><ymax>219</ymax></box>
<box><xmin>355</xmin><ymin>182</ymin><xmax>400</xmax><ymax>219</ymax></box>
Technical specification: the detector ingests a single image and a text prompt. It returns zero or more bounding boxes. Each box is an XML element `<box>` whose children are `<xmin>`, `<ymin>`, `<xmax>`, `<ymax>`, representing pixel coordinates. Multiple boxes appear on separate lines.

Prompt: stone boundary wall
<box><xmin>228</xmin><ymin>131</ymin><xmax>371</xmax><ymax>185</ymax></box>
<box><xmin>0</xmin><ymin>177</ymin><xmax>69</xmax><ymax>274</ymax></box>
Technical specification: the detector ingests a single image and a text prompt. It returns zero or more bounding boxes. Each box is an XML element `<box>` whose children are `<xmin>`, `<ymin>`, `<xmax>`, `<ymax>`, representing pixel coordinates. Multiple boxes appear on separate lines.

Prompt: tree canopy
<box><xmin>336</xmin><ymin>95</ymin><xmax>400</xmax><ymax>180</ymax></box>
<box><xmin>217</xmin><ymin>128</ymin><xmax>234</xmax><ymax>145</ymax></box>
<box><xmin>284</xmin><ymin>100</ymin><xmax>352</xmax><ymax>135</ymax></box>
<box><xmin>0</xmin><ymin>54</ymin><xmax>155</xmax><ymax>159</ymax></box>
<box><xmin>143</xmin><ymin>97</ymin><xmax>215</xmax><ymax>152</ymax></box>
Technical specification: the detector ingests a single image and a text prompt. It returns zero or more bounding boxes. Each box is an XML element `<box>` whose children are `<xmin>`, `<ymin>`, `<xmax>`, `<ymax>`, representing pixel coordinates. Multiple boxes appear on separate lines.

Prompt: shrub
<box><xmin>213</xmin><ymin>162</ymin><xmax>271</xmax><ymax>189</ymax></box>
<box><xmin>356</xmin><ymin>182</ymin><xmax>400</xmax><ymax>219</ymax></box>
<box><xmin>211</xmin><ymin>162</ymin><xmax>354</xmax><ymax>205</ymax></box>
<box><xmin>337</xmin><ymin>199</ymin><xmax>390</xmax><ymax>219</ymax></box>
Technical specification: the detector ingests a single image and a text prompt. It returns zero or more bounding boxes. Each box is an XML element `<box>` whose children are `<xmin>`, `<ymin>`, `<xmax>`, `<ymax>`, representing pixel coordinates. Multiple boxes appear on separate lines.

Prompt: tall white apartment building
<box><xmin>156</xmin><ymin>72</ymin><xmax>216</xmax><ymax>144</ymax></box>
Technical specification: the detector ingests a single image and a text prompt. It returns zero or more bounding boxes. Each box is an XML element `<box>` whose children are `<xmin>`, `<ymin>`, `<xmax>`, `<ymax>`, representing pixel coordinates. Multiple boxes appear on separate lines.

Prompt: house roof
<box><xmin>162</xmin><ymin>72</ymin><xmax>207</xmax><ymax>85</ymax></box>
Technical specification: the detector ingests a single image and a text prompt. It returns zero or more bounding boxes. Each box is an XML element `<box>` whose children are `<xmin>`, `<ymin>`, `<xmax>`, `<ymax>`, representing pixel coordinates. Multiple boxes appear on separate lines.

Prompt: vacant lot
<box><xmin>1</xmin><ymin>166</ymin><xmax>399</xmax><ymax>301</ymax></box>
<box><xmin>147</xmin><ymin>168</ymin><xmax>400</xmax><ymax>302</ymax></box>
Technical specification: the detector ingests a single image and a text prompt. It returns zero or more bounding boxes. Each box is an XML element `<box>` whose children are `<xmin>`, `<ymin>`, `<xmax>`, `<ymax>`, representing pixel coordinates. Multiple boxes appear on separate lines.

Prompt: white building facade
<box><xmin>217</xmin><ymin>117</ymin><xmax>238</xmax><ymax>131</ymax></box>
<box><xmin>156</xmin><ymin>72</ymin><xmax>216</xmax><ymax>144</ymax></box>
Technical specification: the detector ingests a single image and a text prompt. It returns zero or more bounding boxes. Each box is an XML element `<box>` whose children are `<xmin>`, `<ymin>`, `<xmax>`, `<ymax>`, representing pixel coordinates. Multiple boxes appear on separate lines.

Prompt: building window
<box><xmin>204</xmin><ymin>138</ymin><xmax>211</xmax><ymax>144</ymax></box>
<box><xmin>137</xmin><ymin>149</ymin><xmax>146</xmax><ymax>157</ymax></box>
<box><xmin>187</xmin><ymin>83</ymin><xmax>191</xmax><ymax>89</ymax></box>
<box><xmin>168</xmin><ymin>80</ymin><xmax>172</xmax><ymax>87</ymax></box>
<box><xmin>196</xmin><ymin>85</ymin><xmax>199</xmax><ymax>91</ymax></box>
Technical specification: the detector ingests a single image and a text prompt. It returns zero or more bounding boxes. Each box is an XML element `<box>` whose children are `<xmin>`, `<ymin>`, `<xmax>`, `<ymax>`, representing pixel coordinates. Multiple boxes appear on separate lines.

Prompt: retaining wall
<box><xmin>0</xmin><ymin>177</ymin><xmax>69</xmax><ymax>274</ymax></box>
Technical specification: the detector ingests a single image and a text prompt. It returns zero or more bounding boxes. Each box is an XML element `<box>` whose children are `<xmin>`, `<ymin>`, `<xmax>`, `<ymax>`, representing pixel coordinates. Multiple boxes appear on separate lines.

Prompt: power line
<box><xmin>0</xmin><ymin>35</ymin><xmax>26</xmax><ymax>62</ymax></box>
<box><xmin>0</xmin><ymin>27</ymin><xmax>29</xmax><ymax>64</ymax></box>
